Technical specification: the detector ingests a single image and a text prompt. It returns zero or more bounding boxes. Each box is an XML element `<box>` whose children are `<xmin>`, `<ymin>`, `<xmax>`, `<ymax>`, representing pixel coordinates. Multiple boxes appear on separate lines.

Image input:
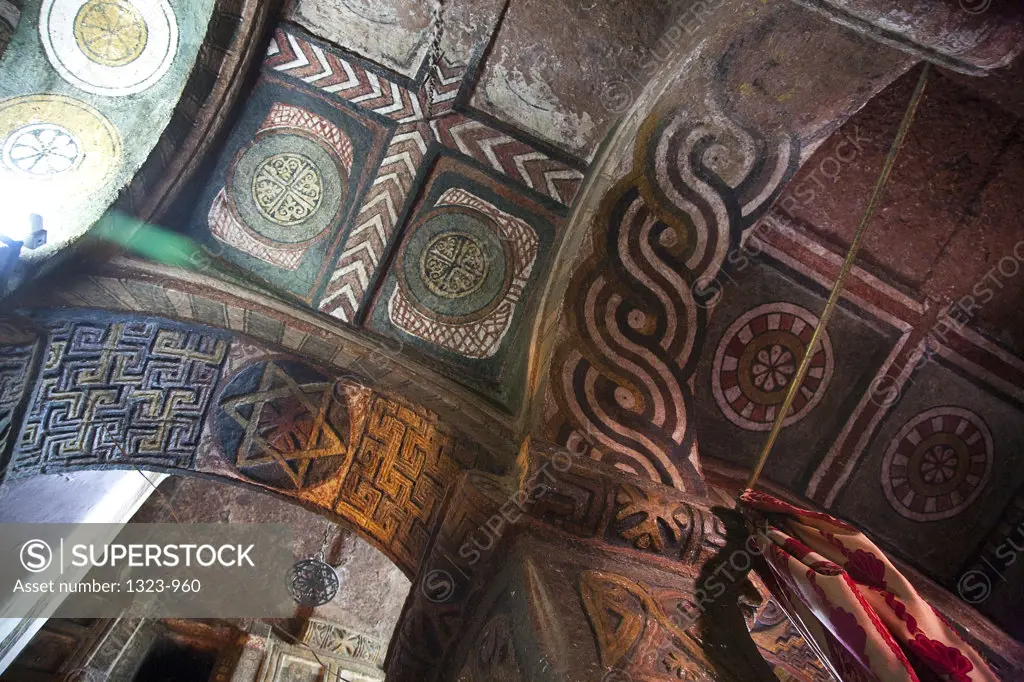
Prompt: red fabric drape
<box><xmin>740</xmin><ymin>489</ymin><xmax>997</xmax><ymax>682</ymax></box>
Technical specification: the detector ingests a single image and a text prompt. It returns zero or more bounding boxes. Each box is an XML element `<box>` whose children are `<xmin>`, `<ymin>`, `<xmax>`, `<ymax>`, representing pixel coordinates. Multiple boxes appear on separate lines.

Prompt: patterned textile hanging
<box><xmin>740</xmin><ymin>491</ymin><xmax>997</xmax><ymax>682</ymax></box>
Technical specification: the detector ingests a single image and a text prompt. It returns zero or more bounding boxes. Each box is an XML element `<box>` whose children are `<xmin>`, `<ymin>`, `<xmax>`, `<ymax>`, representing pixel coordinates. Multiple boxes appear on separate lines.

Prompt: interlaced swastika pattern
<box><xmin>333</xmin><ymin>395</ymin><xmax>460</xmax><ymax>574</ymax></box>
<box><xmin>11</xmin><ymin>319</ymin><xmax>227</xmax><ymax>475</ymax></box>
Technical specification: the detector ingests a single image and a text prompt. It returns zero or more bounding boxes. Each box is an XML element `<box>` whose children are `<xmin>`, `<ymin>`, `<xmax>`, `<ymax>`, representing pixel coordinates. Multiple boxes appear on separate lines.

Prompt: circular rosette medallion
<box><xmin>712</xmin><ymin>302</ymin><xmax>834</xmax><ymax>431</ymax></box>
<box><xmin>229</xmin><ymin>133</ymin><xmax>346</xmax><ymax>245</ymax></box>
<box><xmin>39</xmin><ymin>0</ymin><xmax>177</xmax><ymax>96</ymax></box>
<box><xmin>882</xmin><ymin>407</ymin><xmax>993</xmax><ymax>521</ymax></box>
<box><xmin>0</xmin><ymin>94</ymin><xmax>122</xmax><ymax>206</ymax></box>
<box><xmin>397</xmin><ymin>208</ymin><xmax>510</xmax><ymax>323</ymax></box>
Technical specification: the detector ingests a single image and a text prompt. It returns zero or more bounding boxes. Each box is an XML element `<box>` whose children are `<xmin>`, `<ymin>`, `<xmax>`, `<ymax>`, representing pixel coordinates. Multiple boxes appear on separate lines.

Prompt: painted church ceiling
<box><xmin>519</xmin><ymin>18</ymin><xmax>1024</xmax><ymax>637</ymax></box>
<box><xmin>185</xmin><ymin>17</ymin><xmax>590</xmax><ymax>413</ymax></box>
<box><xmin>151</xmin><ymin>3</ymin><xmax>1024</xmax><ymax>578</ymax></box>
<box><xmin>0</xmin><ymin>0</ymin><xmax>213</xmax><ymax>261</ymax></box>
<box><xmin>182</xmin><ymin>0</ymin><xmax>784</xmax><ymax>413</ymax></box>
<box><xmin>4</xmin><ymin>0</ymin><xmax>1023</xmax><ymax>647</ymax></box>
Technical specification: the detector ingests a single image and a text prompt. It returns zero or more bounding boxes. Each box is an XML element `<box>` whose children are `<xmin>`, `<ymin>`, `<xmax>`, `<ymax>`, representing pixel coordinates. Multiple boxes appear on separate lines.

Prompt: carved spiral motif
<box><xmin>549</xmin><ymin>105</ymin><xmax>798</xmax><ymax>493</ymax></box>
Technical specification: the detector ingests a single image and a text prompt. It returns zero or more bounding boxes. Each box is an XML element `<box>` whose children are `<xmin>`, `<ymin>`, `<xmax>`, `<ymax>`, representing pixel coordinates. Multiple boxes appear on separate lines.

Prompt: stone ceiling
<box><xmin>150</xmin><ymin>0</ymin><xmax>1024</xmax><ymax>643</ymax></box>
<box><xmin>2</xmin><ymin>0</ymin><xmax>1024</xmax><ymax>672</ymax></box>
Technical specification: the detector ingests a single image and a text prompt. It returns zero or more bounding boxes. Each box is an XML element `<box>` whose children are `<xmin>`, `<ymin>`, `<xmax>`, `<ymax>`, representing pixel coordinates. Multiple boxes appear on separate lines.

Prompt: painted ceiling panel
<box><xmin>182</xmin><ymin>21</ymin><xmax>582</xmax><ymax>413</ymax></box>
<box><xmin>0</xmin><ymin>0</ymin><xmax>213</xmax><ymax>258</ymax></box>
<box><xmin>470</xmin><ymin>0</ymin><xmax>687</xmax><ymax>161</ymax></box>
<box><xmin>833</xmin><ymin>357</ymin><xmax>1024</xmax><ymax>582</ymax></box>
<box><xmin>693</xmin><ymin>260</ymin><xmax>901</xmax><ymax>492</ymax></box>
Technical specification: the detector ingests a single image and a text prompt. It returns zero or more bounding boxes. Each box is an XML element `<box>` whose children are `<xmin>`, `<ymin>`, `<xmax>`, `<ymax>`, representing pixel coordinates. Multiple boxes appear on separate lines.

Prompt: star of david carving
<box><xmin>221</xmin><ymin>362</ymin><xmax>345</xmax><ymax>490</ymax></box>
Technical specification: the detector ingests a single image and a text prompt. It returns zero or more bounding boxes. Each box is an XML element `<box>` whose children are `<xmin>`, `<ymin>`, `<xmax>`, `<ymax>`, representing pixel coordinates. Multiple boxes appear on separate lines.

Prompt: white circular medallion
<box><xmin>39</xmin><ymin>0</ymin><xmax>178</xmax><ymax>96</ymax></box>
<box><xmin>2</xmin><ymin>124</ymin><xmax>81</xmax><ymax>176</ymax></box>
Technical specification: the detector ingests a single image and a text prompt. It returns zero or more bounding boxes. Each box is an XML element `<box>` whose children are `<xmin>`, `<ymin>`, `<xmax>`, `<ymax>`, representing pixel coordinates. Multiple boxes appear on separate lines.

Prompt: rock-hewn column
<box><xmin>389</xmin><ymin>446</ymin><xmax>776</xmax><ymax>681</ymax></box>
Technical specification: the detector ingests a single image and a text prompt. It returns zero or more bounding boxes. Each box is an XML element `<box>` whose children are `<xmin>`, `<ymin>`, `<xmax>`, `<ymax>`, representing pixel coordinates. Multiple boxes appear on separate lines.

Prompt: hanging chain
<box><xmin>314</xmin><ymin>523</ymin><xmax>333</xmax><ymax>562</ymax></box>
<box><xmin>424</xmin><ymin>0</ymin><xmax>445</xmax><ymax>121</ymax></box>
<box><xmin>744</xmin><ymin>64</ymin><xmax>932</xmax><ymax>492</ymax></box>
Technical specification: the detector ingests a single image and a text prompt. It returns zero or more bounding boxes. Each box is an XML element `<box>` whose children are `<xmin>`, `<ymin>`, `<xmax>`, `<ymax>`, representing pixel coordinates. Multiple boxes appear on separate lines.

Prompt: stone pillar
<box><xmin>388</xmin><ymin>446</ymin><xmax>778</xmax><ymax>681</ymax></box>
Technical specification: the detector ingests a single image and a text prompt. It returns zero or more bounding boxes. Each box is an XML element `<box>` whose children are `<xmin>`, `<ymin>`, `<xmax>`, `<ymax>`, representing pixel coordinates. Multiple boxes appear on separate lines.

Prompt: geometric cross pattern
<box><xmin>209</xmin><ymin>102</ymin><xmax>354</xmax><ymax>272</ymax></box>
<box><xmin>11</xmin><ymin>319</ymin><xmax>227</xmax><ymax>476</ymax></box>
<box><xmin>303</xmin><ymin>619</ymin><xmax>384</xmax><ymax>667</ymax></box>
<box><xmin>0</xmin><ymin>343</ymin><xmax>38</xmax><ymax>461</ymax></box>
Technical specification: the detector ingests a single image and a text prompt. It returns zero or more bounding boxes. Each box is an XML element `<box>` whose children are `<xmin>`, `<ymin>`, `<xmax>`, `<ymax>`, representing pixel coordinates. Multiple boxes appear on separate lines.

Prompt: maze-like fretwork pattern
<box><xmin>334</xmin><ymin>396</ymin><xmax>460</xmax><ymax>574</ymax></box>
<box><xmin>11</xmin><ymin>320</ymin><xmax>227</xmax><ymax>476</ymax></box>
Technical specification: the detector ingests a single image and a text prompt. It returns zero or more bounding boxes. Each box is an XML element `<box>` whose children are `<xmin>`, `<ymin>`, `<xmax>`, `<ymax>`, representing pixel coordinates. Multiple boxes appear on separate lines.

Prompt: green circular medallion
<box><xmin>229</xmin><ymin>132</ymin><xmax>346</xmax><ymax>244</ymax></box>
<box><xmin>399</xmin><ymin>208</ymin><xmax>509</xmax><ymax>321</ymax></box>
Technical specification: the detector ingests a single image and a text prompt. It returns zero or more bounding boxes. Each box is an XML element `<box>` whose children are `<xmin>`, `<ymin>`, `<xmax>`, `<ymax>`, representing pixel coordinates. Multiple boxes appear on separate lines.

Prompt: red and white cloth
<box><xmin>740</xmin><ymin>489</ymin><xmax>997</xmax><ymax>682</ymax></box>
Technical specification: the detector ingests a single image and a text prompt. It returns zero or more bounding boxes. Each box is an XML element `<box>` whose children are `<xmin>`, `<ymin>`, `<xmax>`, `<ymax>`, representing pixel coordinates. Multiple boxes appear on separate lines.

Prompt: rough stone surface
<box><xmin>131</xmin><ymin>476</ymin><xmax>411</xmax><ymax>642</ymax></box>
<box><xmin>780</xmin><ymin>65</ymin><xmax>1024</xmax><ymax>352</ymax></box>
<box><xmin>791</xmin><ymin>0</ymin><xmax>1024</xmax><ymax>72</ymax></box>
<box><xmin>471</xmin><ymin>0</ymin><xmax>683</xmax><ymax>160</ymax></box>
<box><xmin>286</xmin><ymin>0</ymin><xmax>505</xmax><ymax>78</ymax></box>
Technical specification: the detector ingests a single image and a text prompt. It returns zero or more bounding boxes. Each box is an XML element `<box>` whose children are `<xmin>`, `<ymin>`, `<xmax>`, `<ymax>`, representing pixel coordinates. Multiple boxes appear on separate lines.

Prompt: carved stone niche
<box><xmin>248</xmin><ymin>620</ymin><xmax>386</xmax><ymax>682</ymax></box>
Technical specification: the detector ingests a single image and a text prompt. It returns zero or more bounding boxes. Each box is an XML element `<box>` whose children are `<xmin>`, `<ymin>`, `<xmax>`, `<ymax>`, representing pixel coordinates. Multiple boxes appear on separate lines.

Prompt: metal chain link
<box><xmin>425</xmin><ymin>0</ymin><xmax>445</xmax><ymax>120</ymax></box>
<box><xmin>315</xmin><ymin>523</ymin><xmax>333</xmax><ymax>562</ymax></box>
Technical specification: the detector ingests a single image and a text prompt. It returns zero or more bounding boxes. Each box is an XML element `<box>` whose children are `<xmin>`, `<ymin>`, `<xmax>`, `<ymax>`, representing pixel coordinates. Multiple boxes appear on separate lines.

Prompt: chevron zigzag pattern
<box><xmin>319</xmin><ymin>122</ymin><xmax>432</xmax><ymax>321</ymax></box>
<box><xmin>265</xmin><ymin>29</ymin><xmax>426</xmax><ymax>124</ymax></box>
<box><xmin>431</xmin><ymin>114</ymin><xmax>584</xmax><ymax>206</ymax></box>
<box><xmin>427</xmin><ymin>56</ymin><xmax>463</xmax><ymax>112</ymax></box>
<box><xmin>266</xmin><ymin>29</ymin><xmax>588</xmax><ymax>317</ymax></box>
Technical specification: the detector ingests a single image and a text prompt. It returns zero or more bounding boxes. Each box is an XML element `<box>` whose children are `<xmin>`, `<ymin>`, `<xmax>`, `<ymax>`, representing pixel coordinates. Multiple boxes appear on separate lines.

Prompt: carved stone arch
<box><xmin>0</xmin><ymin>305</ymin><xmax>480</xmax><ymax>577</ymax></box>
<box><xmin>13</xmin><ymin>255</ymin><xmax>517</xmax><ymax>463</ymax></box>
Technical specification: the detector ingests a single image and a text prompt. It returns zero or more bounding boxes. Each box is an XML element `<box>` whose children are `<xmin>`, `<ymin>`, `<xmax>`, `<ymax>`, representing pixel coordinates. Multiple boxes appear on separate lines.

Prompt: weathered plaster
<box><xmin>0</xmin><ymin>0</ymin><xmax>214</xmax><ymax>258</ymax></box>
